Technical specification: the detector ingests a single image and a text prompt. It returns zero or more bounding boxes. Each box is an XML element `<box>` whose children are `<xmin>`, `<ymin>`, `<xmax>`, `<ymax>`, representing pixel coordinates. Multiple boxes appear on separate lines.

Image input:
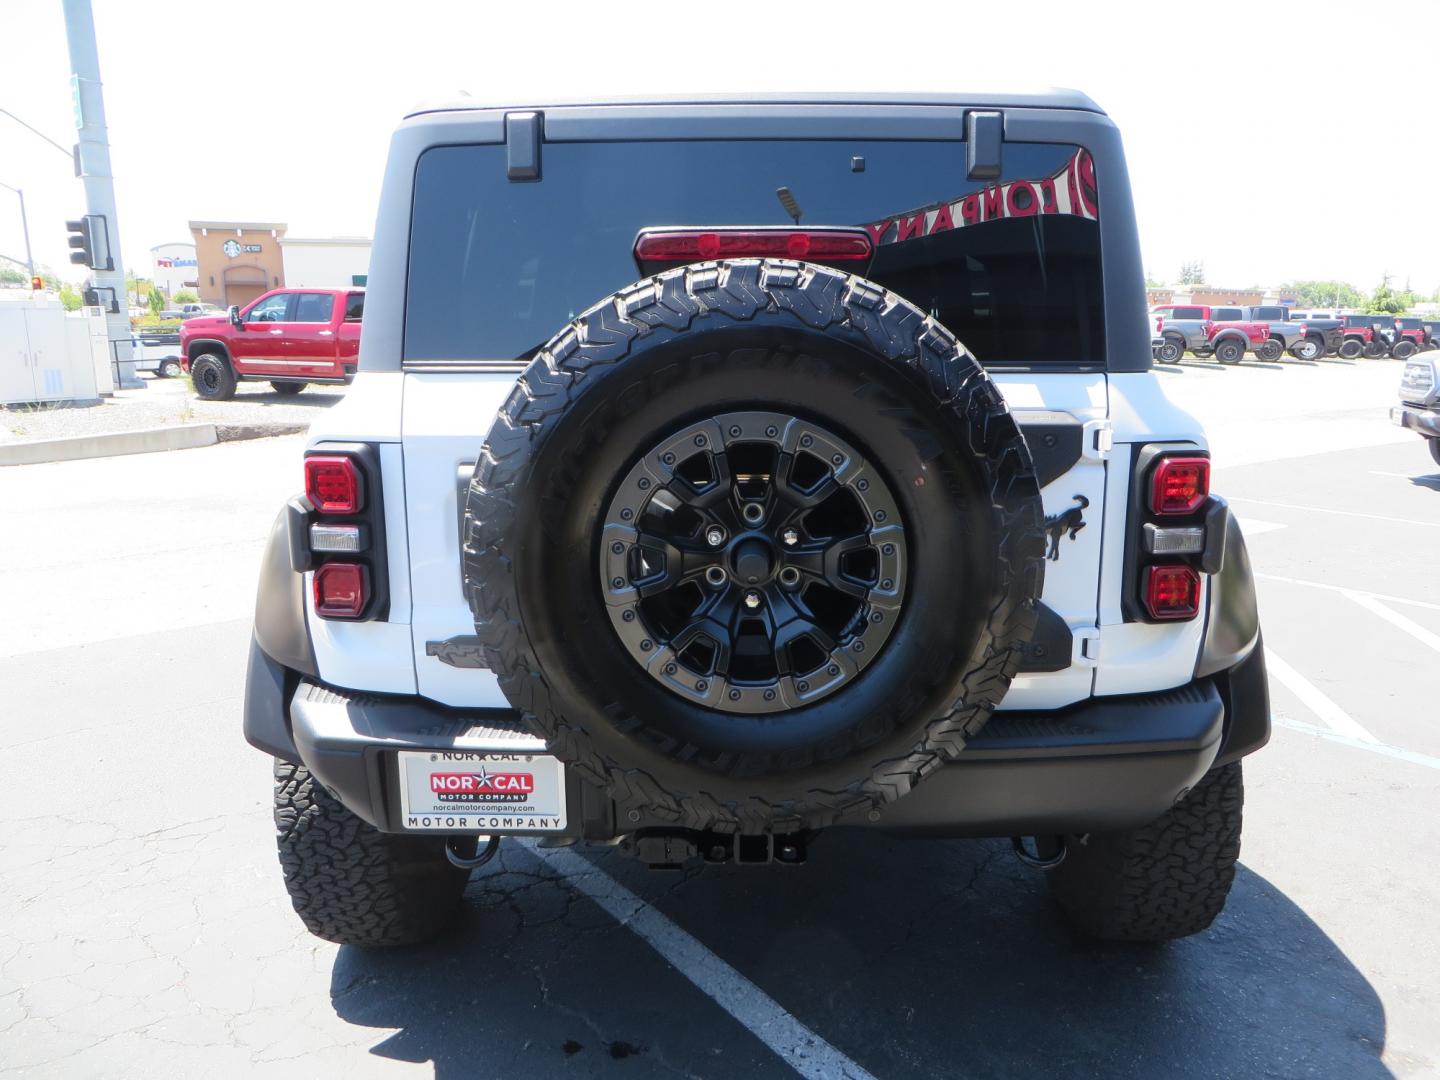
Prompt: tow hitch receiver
<box><xmin>621</xmin><ymin>830</ymin><xmax>810</xmax><ymax>870</ymax></box>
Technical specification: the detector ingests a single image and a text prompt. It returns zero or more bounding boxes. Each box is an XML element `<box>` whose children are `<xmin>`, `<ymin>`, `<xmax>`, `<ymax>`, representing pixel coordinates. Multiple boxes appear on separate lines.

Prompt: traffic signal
<box><xmin>30</xmin><ymin>275</ymin><xmax>42</xmax><ymax>291</ymax></box>
<box><xmin>65</xmin><ymin>214</ymin><xmax>111</xmax><ymax>271</ymax></box>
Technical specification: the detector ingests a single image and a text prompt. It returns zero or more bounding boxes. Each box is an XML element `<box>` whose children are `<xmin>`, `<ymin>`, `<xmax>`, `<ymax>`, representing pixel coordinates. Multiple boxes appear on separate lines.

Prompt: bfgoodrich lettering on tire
<box><xmin>462</xmin><ymin>260</ymin><xmax>1047</xmax><ymax>832</ymax></box>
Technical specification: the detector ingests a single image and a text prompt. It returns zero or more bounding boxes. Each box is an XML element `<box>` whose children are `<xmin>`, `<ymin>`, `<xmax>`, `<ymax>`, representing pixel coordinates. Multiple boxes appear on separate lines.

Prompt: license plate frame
<box><xmin>396</xmin><ymin>749</ymin><xmax>568</xmax><ymax>833</ymax></box>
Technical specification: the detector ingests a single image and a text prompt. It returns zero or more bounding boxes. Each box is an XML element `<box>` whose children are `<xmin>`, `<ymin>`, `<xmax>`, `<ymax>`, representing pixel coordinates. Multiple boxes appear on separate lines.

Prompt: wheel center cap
<box><xmin>731</xmin><ymin>538</ymin><xmax>775</xmax><ymax>585</ymax></box>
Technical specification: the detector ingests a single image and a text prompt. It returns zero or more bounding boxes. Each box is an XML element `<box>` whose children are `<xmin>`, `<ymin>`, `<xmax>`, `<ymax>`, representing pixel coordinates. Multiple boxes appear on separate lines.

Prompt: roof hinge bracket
<box><xmin>965</xmin><ymin>110</ymin><xmax>1003</xmax><ymax>180</ymax></box>
<box><xmin>506</xmin><ymin>111</ymin><xmax>543</xmax><ymax>182</ymax></box>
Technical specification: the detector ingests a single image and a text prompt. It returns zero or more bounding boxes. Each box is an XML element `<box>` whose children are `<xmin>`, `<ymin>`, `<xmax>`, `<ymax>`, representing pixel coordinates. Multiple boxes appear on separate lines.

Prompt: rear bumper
<box><xmin>1392</xmin><ymin>404</ymin><xmax>1440</xmax><ymax>438</ymax></box>
<box><xmin>245</xmin><ymin>639</ymin><xmax>1268</xmax><ymax>839</ymax></box>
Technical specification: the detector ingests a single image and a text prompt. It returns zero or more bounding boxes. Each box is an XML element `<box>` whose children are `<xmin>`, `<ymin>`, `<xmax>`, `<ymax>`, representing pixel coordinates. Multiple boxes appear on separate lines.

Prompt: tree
<box><xmin>0</xmin><ymin>267</ymin><xmax>26</xmax><ymax>286</ymax></box>
<box><xmin>1178</xmin><ymin>260</ymin><xmax>1205</xmax><ymax>286</ymax></box>
<box><xmin>147</xmin><ymin>287</ymin><xmax>164</xmax><ymax>316</ymax></box>
<box><xmin>58</xmin><ymin>284</ymin><xmax>82</xmax><ymax>312</ymax></box>
<box><xmin>1364</xmin><ymin>274</ymin><xmax>1413</xmax><ymax>315</ymax></box>
<box><xmin>1286</xmin><ymin>279</ymin><xmax>1363</xmax><ymax>310</ymax></box>
<box><xmin>1144</xmin><ymin>272</ymin><xmax>1163</xmax><ymax>289</ymax></box>
<box><xmin>173</xmin><ymin>289</ymin><xmax>198</xmax><ymax>304</ymax></box>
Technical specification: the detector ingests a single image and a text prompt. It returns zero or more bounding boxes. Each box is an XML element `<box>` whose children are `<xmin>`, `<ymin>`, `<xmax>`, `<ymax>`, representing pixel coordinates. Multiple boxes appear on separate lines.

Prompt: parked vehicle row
<box><xmin>1150</xmin><ymin>304</ymin><xmax>1438</xmax><ymax>364</ymax></box>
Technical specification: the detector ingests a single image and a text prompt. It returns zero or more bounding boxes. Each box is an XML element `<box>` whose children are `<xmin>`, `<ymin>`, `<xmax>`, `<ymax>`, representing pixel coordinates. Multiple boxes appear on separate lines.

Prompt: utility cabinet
<box><xmin>0</xmin><ymin>297</ymin><xmax>103</xmax><ymax>406</ymax></box>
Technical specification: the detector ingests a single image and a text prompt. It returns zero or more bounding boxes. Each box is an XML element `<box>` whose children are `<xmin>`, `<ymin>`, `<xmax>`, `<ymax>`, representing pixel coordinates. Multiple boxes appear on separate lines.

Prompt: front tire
<box><xmin>1362</xmin><ymin>340</ymin><xmax>1388</xmax><ymax>359</ymax></box>
<box><xmin>1338</xmin><ymin>339</ymin><xmax>1364</xmax><ymax>359</ymax></box>
<box><xmin>273</xmin><ymin>760</ymin><xmax>473</xmax><ymax>947</ymax></box>
<box><xmin>1156</xmin><ymin>336</ymin><xmax>1184</xmax><ymax>364</ymax></box>
<box><xmin>1391</xmin><ymin>340</ymin><xmax>1417</xmax><ymax>360</ymax></box>
<box><xmin>191</xmin><ymin>353</ymin><xmax>237</xmax><ymax>400</ymax></box>
<box><xmin>1049</xmin><ymin>762</ymin><xmax>1243</xmax><ymax>942</ymax></box>
<box><xmin>1214</xmin><ymin>338</ymin><xmax>1245</xmax><ymax>365</ymax></box>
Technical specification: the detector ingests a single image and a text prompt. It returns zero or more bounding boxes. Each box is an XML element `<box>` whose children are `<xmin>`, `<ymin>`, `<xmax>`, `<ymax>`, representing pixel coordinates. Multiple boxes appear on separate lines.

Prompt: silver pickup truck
<box><xmin>1392</xmin><ymin>353</ymin><xmax>1440</xmax><ymax>467</ymax></box>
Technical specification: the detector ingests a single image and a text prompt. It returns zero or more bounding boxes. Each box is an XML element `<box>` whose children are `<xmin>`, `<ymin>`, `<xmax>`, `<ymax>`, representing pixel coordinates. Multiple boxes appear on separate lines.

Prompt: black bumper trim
<box><xmin>276</xmin><ymin>672</ymin><xmax>1255</xmax><ymax>839</ymax></box>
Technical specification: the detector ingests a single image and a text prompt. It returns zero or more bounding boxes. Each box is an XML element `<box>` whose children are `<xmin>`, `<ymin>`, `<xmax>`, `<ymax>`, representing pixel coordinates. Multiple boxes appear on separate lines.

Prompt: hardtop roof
<box><xmin>403</xmin><ymin>89</ymin><xmax>1104</xmax><ymax>120</ymax></box>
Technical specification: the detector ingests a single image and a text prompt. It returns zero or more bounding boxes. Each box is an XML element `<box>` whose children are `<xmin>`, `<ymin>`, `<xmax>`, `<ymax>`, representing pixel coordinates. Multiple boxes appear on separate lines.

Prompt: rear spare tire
<box><xmin>463</xmin><ymin>260</ymin><xmax>1047</xmax><ymax>832</ymax></box>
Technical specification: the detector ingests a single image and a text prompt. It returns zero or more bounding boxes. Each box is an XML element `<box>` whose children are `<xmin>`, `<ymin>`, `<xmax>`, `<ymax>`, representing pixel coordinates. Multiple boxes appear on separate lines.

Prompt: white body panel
<box><xmin>299</xmin><ymin>367</ymin><xmax>1211</xmax><ymax>709</ymax></box>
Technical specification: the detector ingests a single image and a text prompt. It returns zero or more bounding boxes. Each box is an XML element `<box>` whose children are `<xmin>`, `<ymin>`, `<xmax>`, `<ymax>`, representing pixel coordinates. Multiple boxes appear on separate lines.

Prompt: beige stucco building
<box><xmin>188</xmin><ymin>221</ymin><xmax>287</xmax><ymax>308</ymax></box>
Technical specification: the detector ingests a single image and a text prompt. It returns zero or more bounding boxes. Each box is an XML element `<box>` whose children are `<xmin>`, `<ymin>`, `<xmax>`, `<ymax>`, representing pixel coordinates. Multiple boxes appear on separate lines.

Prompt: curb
<box><xmin>0</xmin><ymin>422</ymin><xmax>308</xmax><ymax>467</ymax></box>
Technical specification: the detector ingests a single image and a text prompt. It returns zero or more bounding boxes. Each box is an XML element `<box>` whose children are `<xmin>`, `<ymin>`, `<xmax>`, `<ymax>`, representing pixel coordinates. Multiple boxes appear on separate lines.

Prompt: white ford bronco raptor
<box><xmin>246</xmin><ymin>91</ymin><xmax>1269</xmax><ymax>948</ymax></box>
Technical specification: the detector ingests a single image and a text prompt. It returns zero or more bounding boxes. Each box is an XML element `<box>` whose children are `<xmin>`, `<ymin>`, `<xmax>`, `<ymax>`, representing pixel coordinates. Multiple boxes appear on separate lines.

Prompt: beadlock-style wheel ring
<box><xmin>599</xmin><ymin>410</ymin><xmax>907</xmax><ymax>715</ymax></box>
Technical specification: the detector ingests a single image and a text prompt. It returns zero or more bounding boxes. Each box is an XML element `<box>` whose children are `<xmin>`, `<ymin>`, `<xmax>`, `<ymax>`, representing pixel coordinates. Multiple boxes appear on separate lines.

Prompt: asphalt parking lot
<box><xmin>1</xmin><ymin>356</ymin><xmax>1437</xmax><ymax>1079</ymax></box>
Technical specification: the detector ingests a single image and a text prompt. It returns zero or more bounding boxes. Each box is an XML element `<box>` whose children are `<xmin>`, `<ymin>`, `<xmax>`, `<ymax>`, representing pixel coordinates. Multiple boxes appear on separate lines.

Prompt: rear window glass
<box><xmin>294</xmin><ymin>293</ymin><xmax>335</xmax><ymax>323</ymax></box>
<box><xmin>405</xmin><ymin>139</ymin><xmax>1102</xmax><ymax>366</ymax></box>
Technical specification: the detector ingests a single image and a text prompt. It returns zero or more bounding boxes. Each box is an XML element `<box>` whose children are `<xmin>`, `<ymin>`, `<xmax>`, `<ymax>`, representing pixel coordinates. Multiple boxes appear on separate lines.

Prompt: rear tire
<box><xmin>1257</xmin><ymin>339</ymin><xmax>1283</xmax><ymax>361</ymax></box>
<box><xmin>157</xmin><ymin>358</ymin><xmax>183</xmax><ymax>378</ymax></box>
<box><xmin>191</xmin><ymin>353</ymin><xmax>236</xmax><ymax>400</ymax></box>
<box><xmin>1338</xmin><ymin>339</ymin><xmax>1364</xmax><ymax>359</ymax></box>
<box><xmin>1049</xmin><ymin>762</ymin><xmax>1243</xmax><ymax>942</ymax></box>
<box><xmin>270</xmin><ymin>381</ymin><xmax>307</xmax><ymax>395</ymax></box>
<box><xmin>1391</xmin><ymin>340</ymin><xmax>1417</xmax><ymax>360</ymax></box>
<box><xmin>1289</xmin><ymin>336</ymin><xmax>1322</xmax><ymax>361</ymax></box>
<box><xmin>1157</xmin><ymin>336</ymin><xmax>1184</xmax><ymax>364</ymax></box>
<box><xmin>1214</xmin><ymin>338</ymin><xmax>1245</xmax><ymax>365</ymax></box>
<box><xmin>273</xmin><ymin>759</ymin><xmax>473</xmax><ymax>947</ymax></box>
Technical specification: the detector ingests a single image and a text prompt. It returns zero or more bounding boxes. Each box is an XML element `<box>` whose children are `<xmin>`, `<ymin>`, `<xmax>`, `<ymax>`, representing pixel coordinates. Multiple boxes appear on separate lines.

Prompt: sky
<box><xmin>2</xmin><ymin>0</ymin><xmax>1438</xmax><ymax>296</ymax></box>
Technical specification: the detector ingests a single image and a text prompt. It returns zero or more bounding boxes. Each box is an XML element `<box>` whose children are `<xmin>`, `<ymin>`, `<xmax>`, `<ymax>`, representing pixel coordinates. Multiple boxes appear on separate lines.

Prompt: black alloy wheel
<box><xmin>599</xmin><ymin>411</ymin><xmax>906</xmax><ymax>714</ymax></box>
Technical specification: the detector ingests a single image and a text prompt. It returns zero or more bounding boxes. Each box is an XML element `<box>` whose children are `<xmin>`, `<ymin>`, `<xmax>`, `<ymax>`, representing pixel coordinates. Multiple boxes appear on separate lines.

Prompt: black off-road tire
<box><xmin>1289</xmin><ymin>335</ymin><xmax>1322</xmax><ymax>361</ymax></box>
<box><xmin>1428</xmin><ymin>438</ymin><xmax>1440</xmax><ymax>469</ymax></box>
<box><xmin>1214</xmin><ymin>338</ymin><xmax>1246</xmax><ymax>365</ymax></box>
<box><xmin>463</xmin><ymin>260</ymin><xmax>1047</xmax><ymax>833</ymax></box>
<box><xmin>1362</xmin><ymin>340</ymin><xmax>1388</xmax><ymax>360</ymax></box>
<box><xmin>191</xmin><ymin>353</ymin><xmax>236</xmax><ymax>400</ymax></box>
<box><xmin>1157</xmin><ymin>336</ymin><xmax>1184</xmax><ymax>364</ymax></box>
<box><xmin>1338</xmin><ymin>339</ymin><xmax>1364</xmax><ymax>359</ymax></box>
<box><xmin>270</xmin><ymin>381</ymin><xmax>307</xmax><ymax>395</ymax></box>
<box><xmin>1391</xmin><ymin>340</ymin><xmax>1417</xmax><ymax>360</ymax></box>
<box><xmin>273</xmin><ymin>759</ymin><xmax>471</xmax><ymax>947</ymax></box>
<box><xmin>1048</xmin><ymin>762</ymin><xmax>1243</xmax><ymax>942</ymax></box>
<box><xmin>1257</xmin><ymin>339</ymin><xmax>1284</xmax><ymax>361</ymax></box>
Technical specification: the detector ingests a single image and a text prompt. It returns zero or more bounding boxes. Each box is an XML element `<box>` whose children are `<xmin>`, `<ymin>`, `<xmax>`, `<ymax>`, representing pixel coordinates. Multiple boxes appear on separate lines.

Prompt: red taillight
<box><xmin>305</xmin><ymin>456</ymin><xmax>363</xmax><ymax>514</ymax></box>
<box><xmin>633</xmin><ymin>228</ymin><xmax>874</xmax><ymax>265</ymax></box>
<box><xmin>1144</xmin><ymin>564</ymin><xmax>1201</xmax><ymax>620</ymax></box>
<box><xmin>313</xmin><ymin>561</ymin><xmax>367</xmax><ymax>619</ymax></box>
<box><xmin>1150</xmin><ymin>456</ymin><xmax>1210</xmax><ymax>515</ymax></box>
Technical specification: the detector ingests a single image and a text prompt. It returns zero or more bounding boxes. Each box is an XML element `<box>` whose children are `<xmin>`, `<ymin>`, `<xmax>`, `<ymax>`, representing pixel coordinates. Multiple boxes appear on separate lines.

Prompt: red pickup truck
<box><xmin>180</xmin><ymin>287</ymin><xmax>362</xmax><ymax>400</ymax></box>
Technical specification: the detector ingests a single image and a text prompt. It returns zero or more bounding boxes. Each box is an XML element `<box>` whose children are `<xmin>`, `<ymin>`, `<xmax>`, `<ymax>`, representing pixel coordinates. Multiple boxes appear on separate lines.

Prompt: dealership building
<box><xmin>188</xmin><ymin>221</ymin><xmax>288</xmax><ymax>309</ymax></box>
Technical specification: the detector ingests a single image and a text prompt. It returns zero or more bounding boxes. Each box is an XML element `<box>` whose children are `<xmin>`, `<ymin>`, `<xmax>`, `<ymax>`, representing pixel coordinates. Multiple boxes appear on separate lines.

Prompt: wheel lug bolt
<box><xmin>744</xmin><ymin>591</ymin><xmax>762</xmax><ymax>609</ymax></box>
<box><xmin>782</xmin><ymin>527</ymin><xmax>798</xmax><ymax>546</ymax></box>
<box><xmin>706</xmin><ymin>526</ymin><xmax>726</xmax><ymax>547</ymax></box>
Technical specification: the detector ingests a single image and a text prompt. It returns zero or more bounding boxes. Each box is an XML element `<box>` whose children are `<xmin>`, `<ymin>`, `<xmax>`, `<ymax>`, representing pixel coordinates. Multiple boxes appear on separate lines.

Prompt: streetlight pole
<box><xmin>0</xmin><ymin>180</ymin><xmax>35</xmax><ymax>279</ymax></box>
<box><xmin>62</xmin><ymin>0</ymin><xmax>140</xmax><ymax>389</ymax></box>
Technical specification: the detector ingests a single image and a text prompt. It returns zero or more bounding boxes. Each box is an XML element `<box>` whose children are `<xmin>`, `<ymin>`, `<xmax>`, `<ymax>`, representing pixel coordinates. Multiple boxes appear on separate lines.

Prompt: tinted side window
<box><xmin>406</xmin><ymin>139</ymin><xmax>1103</xmax><ymax>366</ymax></box>
<box><xmin>345</xmin><ymin>293</ymin><xmax>364</xmax><ymax>321</ymax></box>
<box><xmin>293</xmin><ymin>293</ymin><xmax>335</xmax><ymax>323</ymax></box>
<box><xmin>1211</xmin><ymin>307</ymin><xmax>1243</xmax><ymax>320</ymax></box>
<box><xmin>1172</xmin><ymin>306</ymin><xmax>1205</xmax><ymax>319</ymax></box>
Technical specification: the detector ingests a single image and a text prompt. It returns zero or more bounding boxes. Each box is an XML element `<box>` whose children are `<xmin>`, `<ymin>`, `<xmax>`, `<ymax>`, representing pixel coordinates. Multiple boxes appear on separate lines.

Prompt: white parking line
<box><xmin>1274</xmin><ymin>715</ymin><xmax>1440</xmax><ymax>772</ymax></box>
<box><xmin>1264</xmin><ymin>649</ymin><xmax>1378</xmax><ymax>744</ymax></box>
<box><xmin>1344</xmin><ymin>591</ymin><xmax>1440</xmax><ymax>655</ymax></box>
<box><xmin>1227</xmin><ymin>496</ymin><xmax>1440</xmax><ymax>529</ymax></box>
<box><xmin>1255</xmin><ymin>572</ymin><xmax>1440</xmax><ymax>612</ymax></box>
<box><xmin>533</xmin><ymin>846</ymin><xmax>878</xmax><ymax>1080</ymax></box>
